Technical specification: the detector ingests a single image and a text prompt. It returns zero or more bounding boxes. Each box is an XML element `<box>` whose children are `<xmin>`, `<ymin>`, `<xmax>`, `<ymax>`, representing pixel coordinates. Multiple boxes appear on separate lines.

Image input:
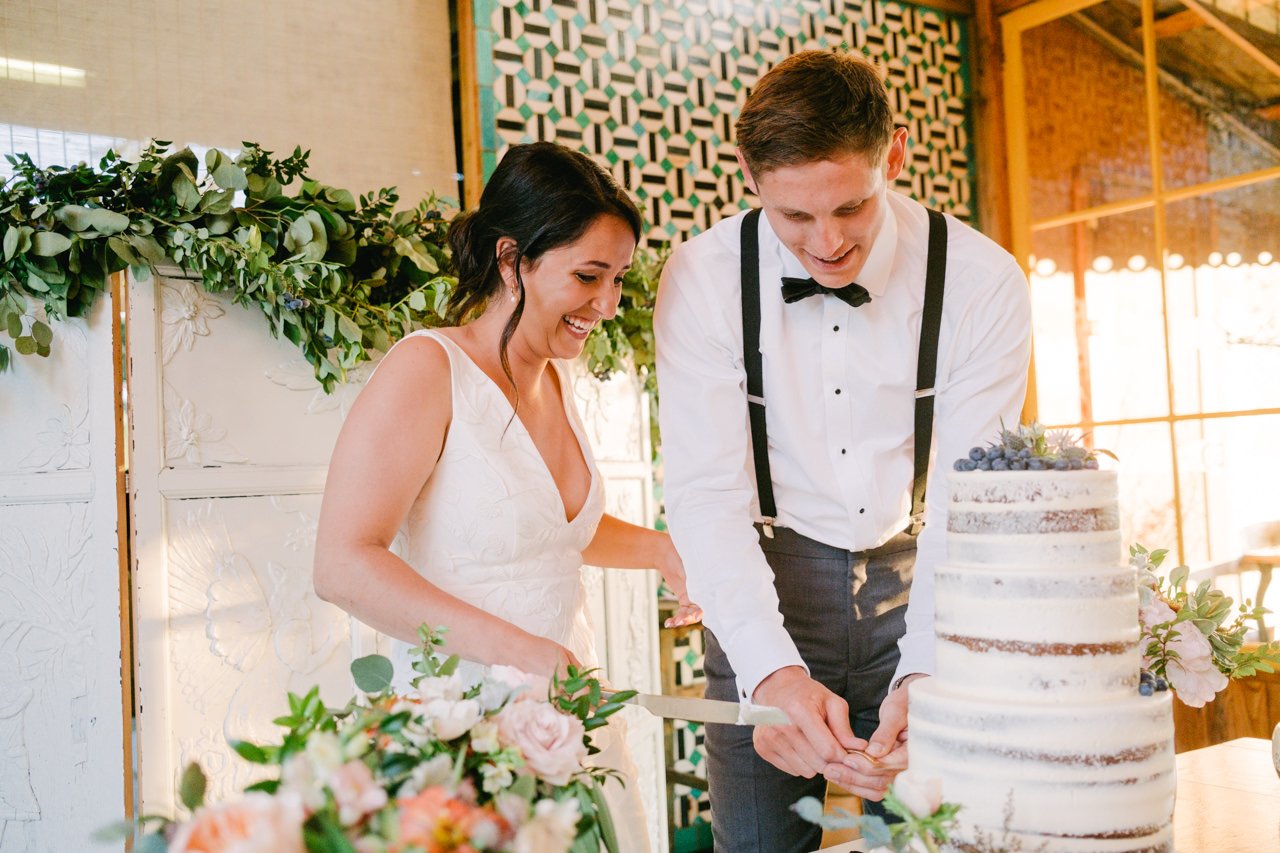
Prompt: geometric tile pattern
<box><xmin>474</xmin><ymin>0</ymin><xmax>975</xmax><ymax>245</ymax></box>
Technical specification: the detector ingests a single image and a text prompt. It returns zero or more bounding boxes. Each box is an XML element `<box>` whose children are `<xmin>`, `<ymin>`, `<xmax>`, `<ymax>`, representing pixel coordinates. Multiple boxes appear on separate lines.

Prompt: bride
<box><xmin>313</xmin><ymin>141</ymin><xmax>699</xmax><ymax>848</ymax></box>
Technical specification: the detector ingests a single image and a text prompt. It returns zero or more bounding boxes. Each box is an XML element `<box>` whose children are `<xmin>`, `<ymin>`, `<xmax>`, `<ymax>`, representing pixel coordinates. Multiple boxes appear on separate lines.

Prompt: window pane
<box><xmin>1165</xmin><ymin>180</ymin><xmax>1280</xmax><ymax>415</ymax></box>
<box><xmin>1175</xmin><ymin>414</ymin><xmax>1280</xmax><ymax>636</ymax></box>
<box><xmin>1156</xmin><ymin>0</ymin><xmax>1280</xmax><ymax>190</ymax></box>
<box><xmin>1030</xmin><ymin>209</ymin><xmax>1168</xmax><ymax>425</ymax></box>
<box><xmin>1020</xmin><ymin>2</ymin><xmax>1154</xmax><ymax>222</ymax></box>
<box><xmin>1093</xmin><ymin>422</ymin><xmax>1177</xmax><ymax>555</ymax></box>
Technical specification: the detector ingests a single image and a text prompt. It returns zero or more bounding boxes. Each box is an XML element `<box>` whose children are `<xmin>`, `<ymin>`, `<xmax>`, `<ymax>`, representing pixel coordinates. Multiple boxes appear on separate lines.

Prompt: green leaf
<box><xmin>2</xmin><ymin>226</ymin><xmax>17</xmax><ymax>261</ymax></box>
<box><xmin>178</xmin><ymin>762</ymin><xmax>207</xmax><ymax>811</ymax></box>
<box><xmin>173</xmin><ymin>175</ymin><xmax>202</xmax><ymax>210</ymax></box>
<box><xmin>31</xmin><ymin>320</ymin><xmax>52</xmax><ymax>347</ymax></box>
<box><xmin>408</xmin><ymin>290</ymin><xmax>427</xmax><ymax>312</ymax></box>
<box><xmin>6</xmin><ymin>311</ymin><xmax>21</xmax><ymax>338</ymax></box>
<box><xmin>229</xmin><ymin>739</ymin><xmax>269</xmax><ymax>764</ymax></box>
<box><xmin>588</xmin><ymin>780</ymin><xmax>620</xmax><ymax>853</ymax></box>
<box><xmin>31</xmin><ymin>231</ymin><xmax>73</xmax><ymax>256</ymax></box>
<box><xmin>212</xmin><ymin>160</ymin><xmax>248</xmax><ymax>191</ymax></box>
<box><xmin>0</xmin><ymin>345</ymin><xmax>9</xmax><ymax>372</ymax></box>
<box><xmin>14</xmin><ymin>335</ymin><xmax>36</xmax><ymax>355</ymax></box>
<box><xmin>336</xmin><ymin>313</ymin><xmax>361</xmax><ymax>343</ymax></box>
<box><xmin>107</xmin><ymin>235</ymin><xmax>143</xmax><ymax>266</ymax></box>
<box><xmin>134</xmin><ymin>833</ymin><xmax>169</xmax><ymax>853</ymax></box>
<box><xmin>90</xmin><ymin>819</ymin><xmax>139</xmax><ymax>842</ymax></box>
<box><xmin>128</xmin><ymin>234</ymin><xmax>169</xmax><ymax>265</ymax></box>
<box><xmin>350</xmin><ymin>654</ymin><xmax>394</xmax><ymax>693</ymax></box>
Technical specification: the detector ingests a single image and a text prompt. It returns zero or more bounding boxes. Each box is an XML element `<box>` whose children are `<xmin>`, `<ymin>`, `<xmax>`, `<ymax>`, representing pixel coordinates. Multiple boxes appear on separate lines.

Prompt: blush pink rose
<box><xmin>168</xmin><ymin>791</ymin><xmax>305</xmax><ymax>853</ymax></box>
<box><xmin>496</xmin><ymin>702</ymin><xmax>587</xmax><ymax>786</ymax></box>
<box><xmin>1139</xmin><ymin>597</ymin><xmax>1177</xmax><ymax>630</ymax></box>
<box><xmin>329</xmin><ymin>760</ymin><xmax>388</xmax><ymax>826</ymax></box>
<box><xmin>1165</xmin><ymin>624</ymin><xmax>1228</xmax><ymax>707</ymax></box>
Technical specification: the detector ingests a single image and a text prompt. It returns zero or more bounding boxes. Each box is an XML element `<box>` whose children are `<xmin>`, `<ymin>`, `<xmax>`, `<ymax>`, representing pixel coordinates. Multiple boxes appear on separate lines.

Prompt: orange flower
<box><xmin>393</xmin><ymin>787</ymin><xmax>509</xmax><ymax>853</ymax></box>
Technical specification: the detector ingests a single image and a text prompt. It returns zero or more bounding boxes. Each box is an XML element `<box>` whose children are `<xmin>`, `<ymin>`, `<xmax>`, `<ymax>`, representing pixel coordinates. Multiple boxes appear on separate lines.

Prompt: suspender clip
<box><xmin>915</xmin><ymin>387</ymin><xmax>935</xmax><ymax>399</ymax></box>
<box><xmin>747</xmin><ymin>394</ymin><xmax>766</xmax><ymax>407</ymax></box>
<box><xmin>908</xmin><ymin>512</ymin><xmax>926</xmax><ymax>536</ymax></box>
<box><xmin>761</xmin><ymin>518</ymin><xmax>775</xmax><ymax>539</ymax></box>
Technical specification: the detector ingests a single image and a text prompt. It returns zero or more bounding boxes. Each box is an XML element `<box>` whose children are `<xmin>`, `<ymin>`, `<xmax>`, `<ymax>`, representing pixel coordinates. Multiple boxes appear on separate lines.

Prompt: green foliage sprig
<box><xmin>1133</xmin><ymin>544</ymin><xmax>1280</xmax><ymax>679</ymax></box>
<box><xmin>1</xmin><ymin>142</ymin><xmax>660</xmax><ymax>393</ymax></box>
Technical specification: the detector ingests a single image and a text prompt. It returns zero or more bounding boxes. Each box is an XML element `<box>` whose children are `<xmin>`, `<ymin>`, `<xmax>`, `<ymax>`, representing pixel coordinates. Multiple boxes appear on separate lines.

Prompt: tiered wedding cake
<box><xmin>908</xmin><ymin>470</ymin><xmax>1175</xmax><ymax>852</ymax></box>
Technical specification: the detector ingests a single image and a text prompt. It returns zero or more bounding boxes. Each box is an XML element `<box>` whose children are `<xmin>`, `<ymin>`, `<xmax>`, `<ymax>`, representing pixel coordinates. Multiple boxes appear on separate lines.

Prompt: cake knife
<box><xmin>603</xmin><ymin>691</ymin><xmax>791</xmax><ymax>726</ymax></box>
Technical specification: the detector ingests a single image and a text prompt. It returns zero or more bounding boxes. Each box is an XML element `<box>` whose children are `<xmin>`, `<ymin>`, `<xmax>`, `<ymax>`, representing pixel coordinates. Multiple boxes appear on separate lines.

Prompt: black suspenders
<box><xmin>739</xmin><ymin>207</ymin><xmax>948</xmax><ymax>539</ymax></box>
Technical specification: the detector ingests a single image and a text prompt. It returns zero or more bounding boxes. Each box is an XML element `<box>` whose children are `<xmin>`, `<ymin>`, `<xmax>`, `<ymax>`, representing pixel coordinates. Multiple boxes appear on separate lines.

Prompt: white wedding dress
<box><xmin>385</xmin><ymin>330</ymin><xmax>650</xmax><ymax>851</ymax></box>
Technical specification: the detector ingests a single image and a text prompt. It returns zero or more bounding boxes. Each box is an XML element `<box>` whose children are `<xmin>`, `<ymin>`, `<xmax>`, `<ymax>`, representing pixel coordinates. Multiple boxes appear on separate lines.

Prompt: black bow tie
<box><xmin>780</xmin><ymin>276</ymin><xmax>872</xmax><ymax>308</ymax></box>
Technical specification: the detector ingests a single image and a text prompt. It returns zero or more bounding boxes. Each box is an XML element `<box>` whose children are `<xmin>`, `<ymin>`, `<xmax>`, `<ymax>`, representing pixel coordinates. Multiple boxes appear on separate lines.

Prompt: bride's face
<box><xmin>508</xmin><ymin>213</ymin><xmax>636</xmax><ymax>361</ymax></box>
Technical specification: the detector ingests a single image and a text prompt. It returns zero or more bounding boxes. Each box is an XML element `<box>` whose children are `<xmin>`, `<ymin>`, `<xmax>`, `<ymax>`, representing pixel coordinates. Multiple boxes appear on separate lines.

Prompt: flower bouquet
<box><xmin>1133</xmin><ymin>544</ymin><xmax>1280</xmax><ymax>707</ymax></box>
<box><xmin>100</xmin><ymin>626</ymin><xmax>635</xmax><ymax>852</ymax></box>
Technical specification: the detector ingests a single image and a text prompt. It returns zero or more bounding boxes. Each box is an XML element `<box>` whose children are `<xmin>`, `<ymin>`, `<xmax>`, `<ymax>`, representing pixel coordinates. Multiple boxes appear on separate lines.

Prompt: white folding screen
<box><xmin>0</xmin><ymin>295</ymin><xmax>126</xmax><ymax>851</ymax></box>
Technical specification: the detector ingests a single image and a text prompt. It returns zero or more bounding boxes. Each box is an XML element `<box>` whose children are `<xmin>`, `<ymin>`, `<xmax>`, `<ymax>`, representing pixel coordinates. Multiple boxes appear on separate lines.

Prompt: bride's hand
<box><xmin>656</xmin><ymin>537</ymin><xmax>703</xmax><ymax>629</ymax></box>
<box><xmin>524</xmin><ymin>636</ymin><xmax>583</xmax><ymax>680</ymax></box>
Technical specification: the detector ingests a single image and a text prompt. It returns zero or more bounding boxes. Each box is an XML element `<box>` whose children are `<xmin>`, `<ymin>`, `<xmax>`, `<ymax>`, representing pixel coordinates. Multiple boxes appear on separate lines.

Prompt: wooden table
<box><xmin>1241</xmin><ymin>546</ymin><xmax>1280</xmax><ymax>642</ymax></box>
<box><xmin>819</xmin><ymin>738</ymin><xmax>1280</xmax><ymax>852</ymax></box>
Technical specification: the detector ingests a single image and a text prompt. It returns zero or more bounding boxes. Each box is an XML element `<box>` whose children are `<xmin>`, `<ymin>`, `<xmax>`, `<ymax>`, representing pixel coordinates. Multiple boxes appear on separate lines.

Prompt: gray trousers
<box><xmin>703</xmin><ymin>525</ymin><xmax>916</xmax><ymax>853</ymax></box>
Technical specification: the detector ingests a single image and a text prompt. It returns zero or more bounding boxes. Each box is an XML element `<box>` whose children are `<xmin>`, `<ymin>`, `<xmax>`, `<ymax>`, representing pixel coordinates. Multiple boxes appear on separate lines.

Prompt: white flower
<box><xmin>514</xmin><ymin>798</ymin><xmax>580</xmax><ymax>853</ymax></box>
<box><xmin>397</xmin><ymin>754</ymin><xmax>453</xmax><ymax>799</ymax></box>
<box><xmin>280</xmin><ymin>752</ymin><xmax>326</xmax><ymax>812</ymax></box>
<box><xmin>422</xmin><ymin>697</ymin><xmax>484</xmax><ymax>741</ymax></box>
<box><xmin>305</xmin><ymin>731</ymin><xmax>345</xmax><ymax>776</ymax></box>
<box><xmin>892</xmin><ymin>770</ymin><xmax>943</xmax><ymax>818</ymax></box>
<box><xmin>413</xmin><ymin>673</ymin><xmax>466</xmax><ymax>703</ymax></box>
<box><xmin>471</xmin><ymin>720</ymin><xmax>501</xmax><ymax>754</ymax></box>
<box><xmin>480</xmin><ymin>761</ymin><xmax>515</xmax><ymax>794</ymax></box>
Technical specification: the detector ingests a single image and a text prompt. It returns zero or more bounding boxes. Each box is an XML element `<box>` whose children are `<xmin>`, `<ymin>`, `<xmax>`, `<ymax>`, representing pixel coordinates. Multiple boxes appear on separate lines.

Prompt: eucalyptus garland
<box><xmin>0</xmin><ymin>142</ymin><xmax>660</xmax><ymax>393</ymax></box>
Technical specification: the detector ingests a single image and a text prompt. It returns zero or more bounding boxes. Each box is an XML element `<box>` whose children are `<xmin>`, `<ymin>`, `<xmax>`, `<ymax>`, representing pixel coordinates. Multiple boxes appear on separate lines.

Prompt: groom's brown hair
<box><xmin>736</xmin><ymin>50</ymin><xmax>895</xmax><ymax>175</ymax></box>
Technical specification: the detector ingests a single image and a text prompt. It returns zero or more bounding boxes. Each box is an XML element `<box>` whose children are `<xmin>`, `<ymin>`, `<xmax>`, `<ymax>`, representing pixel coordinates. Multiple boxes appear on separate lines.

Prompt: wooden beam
<box><xmin>972</xmin><ymin>0</ymin><xmax>1013</xmax><ymax>250</ymax></box>
<box><xmin>456</xmin><ymin>0</ymin><xmax>484</xmax><ymax>210</ymax></box>
<box><xmin>1181</xmin><ymin>0</ymin><xmax>1280</xmax><ymax>80</ymax></box>
<box><xmin>1257</xmin><ymin>102</ymin><xmax>1280</xmax><ymax>121</ymax></box>
<box><xmin>1148</xmin><ymin>9</ymin><xmax>1207</xmax><ymax>39</ymax></box>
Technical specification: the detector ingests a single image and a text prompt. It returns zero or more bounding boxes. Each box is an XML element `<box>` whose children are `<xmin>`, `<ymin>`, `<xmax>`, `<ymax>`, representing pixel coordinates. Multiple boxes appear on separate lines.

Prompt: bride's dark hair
<box><xmin>446</xmin><ymin>142</ymin><xmax>642</xmax><ymax>404</ymax></box>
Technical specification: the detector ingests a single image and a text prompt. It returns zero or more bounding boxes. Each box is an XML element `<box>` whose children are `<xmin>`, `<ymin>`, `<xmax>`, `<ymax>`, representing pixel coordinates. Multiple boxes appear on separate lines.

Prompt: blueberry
<box><xmin>1084</xmin><ymin>458</ymin><xmax>1099</xmax><ymax>470</ymax></box>
<box><xmin>1027</xmin><ymin>458</ymin><xmax>1045</xmax><ymax>470</ymax></box>
<box><xmin>1009</xmin><ymin>460</ymin><xmax>1025</xmax><ymax>471</ymax></box>
<box><xmin>1140</xmin><ymin>670</ymin><xmax>1155</xmax><ymax>684</ymax></box>
<box><xmin>1139</xmin><ymin>682</ymin><xmax>1154</xmax><ymax>697</ymax></box>
<box><xmin>1054</xmin><ymin>459</ymin><xmax>1070</xmax><ymax>471</ymax></box>
<box><xmin>977</xmin><ymin>459</ymin><xmax>992</xmax><ymax>471</ymax></box>
<box><xmin>986</xmin><ymin>447</ymin><xmax>1003</xmax><ymax>461</ymax></box>
<box><xmin>969</xmin><ymin>447</ymin><xmax>985</xmax><ymax>461</ymax></box>
<box><xmin>1154</xmin><ymin>678</ymin><xmax>1168</xmax><ymax>692</ymax></box>
<box><xmin>991</xmin><ymin>458</ymin><xmax>1010</xmax><ymax>471</ymax></box>
<box><xmin>1018</xmin><ymin>448</ymin><xmax>1032</xmax><ymax>459</ymax></box>
<box><xmin>954</xmin><ymin>459</ymin><xmax>967</xmax><ymax>471</ymax></box>
<box><xmin>1070</xmin><ymin>458</ymin><xmax>1084</xmax><ymax>470</ymax></box>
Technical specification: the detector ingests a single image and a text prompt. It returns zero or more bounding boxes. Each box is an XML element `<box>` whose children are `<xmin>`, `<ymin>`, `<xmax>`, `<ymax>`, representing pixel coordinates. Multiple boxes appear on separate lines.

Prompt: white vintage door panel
<box><xmin>0</xmin><ymin>295</ymin><xmax>126</xmax><ymax>852</ymax></box>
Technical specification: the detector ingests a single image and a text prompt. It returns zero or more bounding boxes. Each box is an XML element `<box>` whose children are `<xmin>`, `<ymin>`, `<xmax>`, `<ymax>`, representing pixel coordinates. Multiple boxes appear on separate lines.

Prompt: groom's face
<box><xmin>739</xmin><ymin>128</ymin><xmax>906</xmax><ymax>288</ymax></box>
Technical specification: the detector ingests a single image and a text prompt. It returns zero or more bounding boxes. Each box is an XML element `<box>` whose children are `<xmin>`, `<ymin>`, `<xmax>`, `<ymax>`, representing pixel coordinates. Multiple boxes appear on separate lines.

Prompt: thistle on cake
<box><xmin>952</xmin><ymin>421</ymin><xmax>1112</xmax><ymax>472</ymax></box>
<box><xmin>1132</xmin><ymin>544</ymin><xmax>1280</xmax><ymax>708</ymax></box>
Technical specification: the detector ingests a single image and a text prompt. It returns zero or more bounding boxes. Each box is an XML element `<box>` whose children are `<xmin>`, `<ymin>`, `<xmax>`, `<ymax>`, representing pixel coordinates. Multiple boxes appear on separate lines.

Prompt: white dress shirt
<box><xmin>654</xmin><ymin>190</ymin><xmax>1032</xmax><ymax>701</ymax></box>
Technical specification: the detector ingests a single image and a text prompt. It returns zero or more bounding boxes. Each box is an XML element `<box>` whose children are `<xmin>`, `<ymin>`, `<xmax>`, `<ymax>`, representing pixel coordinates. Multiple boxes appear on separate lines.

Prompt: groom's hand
<box><xmin>867</xmin><ymin>673</ymin><xmax>925</xmax><ymax>758</ymax></box>
<box><xmin>751</xmin><ymin>666</ymin><xmax>865</xmax><ymax>778</ymax></box>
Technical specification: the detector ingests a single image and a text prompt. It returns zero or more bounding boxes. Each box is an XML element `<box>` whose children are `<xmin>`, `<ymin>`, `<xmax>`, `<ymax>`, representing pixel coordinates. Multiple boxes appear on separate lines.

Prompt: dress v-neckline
<box><xmin>430</xmin><ymin>331</ymin><xmax>598</xmax><ymax>526</ymax></box>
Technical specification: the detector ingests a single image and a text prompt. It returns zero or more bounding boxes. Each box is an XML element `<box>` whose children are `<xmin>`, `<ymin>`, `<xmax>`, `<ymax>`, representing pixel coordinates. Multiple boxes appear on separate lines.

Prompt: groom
<box><xmin>654</xmin><ymin>50</ymin><xmax>1032</xmax><ymax>851</ymax></box>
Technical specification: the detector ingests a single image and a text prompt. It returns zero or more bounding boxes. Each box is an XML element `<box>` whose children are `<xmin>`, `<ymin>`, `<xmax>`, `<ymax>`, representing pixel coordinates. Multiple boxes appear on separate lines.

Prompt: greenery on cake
<box><xmin>952</xmin><ymin>421</ymin><xmax>1112</xmax><ymax>472</ymax></box>
<box><xmin>1133</xmin><ymin>544</ymin><xmax>1280</xmax><ymax>707</ymax></box>
<box><xmin>793</xmin><ymin>771</ymin><xmax>960</xmax><ymax>852</ymax></box>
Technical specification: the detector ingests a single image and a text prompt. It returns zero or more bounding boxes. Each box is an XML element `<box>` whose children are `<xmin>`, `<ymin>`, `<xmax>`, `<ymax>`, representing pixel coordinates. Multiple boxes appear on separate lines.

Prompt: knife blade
<box><xmin>605</xmin><ymin>691</ymin><xmax>791</xmax><ymax>726</ymax></box>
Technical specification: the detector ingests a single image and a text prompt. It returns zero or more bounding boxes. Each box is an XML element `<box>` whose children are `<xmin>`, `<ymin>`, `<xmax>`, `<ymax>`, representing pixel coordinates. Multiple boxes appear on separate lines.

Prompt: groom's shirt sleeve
<box><xmin>654</xmin><ymin>231</ymin><xmax>807</xmax><ymax>702</ymax></box>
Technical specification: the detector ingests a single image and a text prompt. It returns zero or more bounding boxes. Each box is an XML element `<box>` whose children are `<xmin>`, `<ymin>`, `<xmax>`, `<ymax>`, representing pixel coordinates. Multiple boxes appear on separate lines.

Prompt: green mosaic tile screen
<box><xmin>473</xmin><ymin>0</ymin><xmax>975</xmax><ymax>245</ymax></box>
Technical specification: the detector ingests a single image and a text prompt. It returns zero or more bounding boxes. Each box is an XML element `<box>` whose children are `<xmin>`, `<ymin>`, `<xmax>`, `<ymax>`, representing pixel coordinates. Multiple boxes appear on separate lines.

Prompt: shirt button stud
<box><xmin>835</xmin><ymin>388</ymin><xmax>841</xmax><ymax>395</ymax></box>
<box><xmin>833</xmin><ymin>325</ymin><xmax>840</xmax><ymax>332</ymax></box>
<box><xmin>859</xmin><ymin>508</ymin><xmax>866</xmax><ymax>514</ymax></box>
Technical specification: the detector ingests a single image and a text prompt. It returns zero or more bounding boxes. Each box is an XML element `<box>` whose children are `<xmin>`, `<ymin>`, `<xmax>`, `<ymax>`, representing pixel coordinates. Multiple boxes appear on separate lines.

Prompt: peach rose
<box><xmin>496</xmin><ymin>702</ymin><xmax>587</xmax><ymax>786</ymax></box>
<box><xmin>168</xmin><ymin>791</ymin><xmax>305</xmax><ymax>853</ymax></box>
<box><xmin>394</xmin><ymin>787</ymin><xmax>509</xmax><ymax>853</ymax></box>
